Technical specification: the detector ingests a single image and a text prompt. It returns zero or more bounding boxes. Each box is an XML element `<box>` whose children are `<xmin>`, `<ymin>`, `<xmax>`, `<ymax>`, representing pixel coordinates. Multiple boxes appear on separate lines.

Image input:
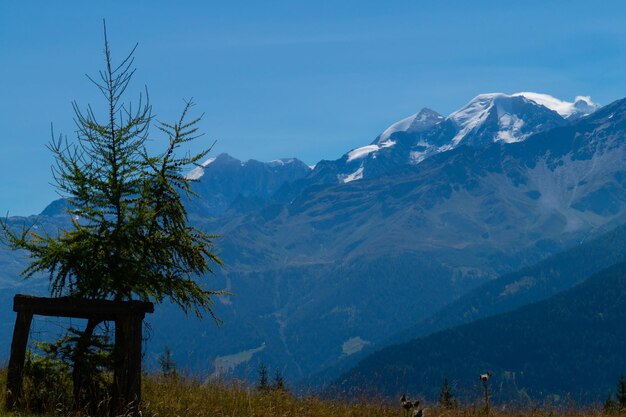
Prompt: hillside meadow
<box><xmin>0</xmin><ymin>369</ymin><xmax>618</xmax><ymax>417</ymax></box>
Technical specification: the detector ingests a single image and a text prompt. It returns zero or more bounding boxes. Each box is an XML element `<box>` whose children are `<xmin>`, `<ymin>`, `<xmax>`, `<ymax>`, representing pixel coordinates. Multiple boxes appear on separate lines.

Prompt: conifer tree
<box><xmin>158</xmin><ymin>346</ymin><xmax>177</xmax><ymax>378</ymax></box>
<box><xmin>256</xmin><ymin>363</ymin><xmax>270</xmax><ymax>393</ymax></box>
<box><xmin>272</xmin><ymin>369</ymin><xmax>285</xmax><ymax>392</ymax></box>
<box><xmin>438</xmin><ymin>378</ymin><xmax>456</xmax><ymax>409</ymax></box>
<box><xmin>1</xmin><ymin>24</ymin><xmax>223</xmax><ymax>318</ymax></box>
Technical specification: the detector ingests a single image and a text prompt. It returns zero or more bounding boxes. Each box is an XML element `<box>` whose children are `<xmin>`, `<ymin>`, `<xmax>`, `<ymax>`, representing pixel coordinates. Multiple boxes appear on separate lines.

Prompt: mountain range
<box><xmin>1</xmin><ymin>91</ymin><xmax>624</xmax><ymax>399</ymax></box>
<box><xmin>288</xmin><ymin>92</ymin><xmax>597</xmax><ymax>189</ymax></box>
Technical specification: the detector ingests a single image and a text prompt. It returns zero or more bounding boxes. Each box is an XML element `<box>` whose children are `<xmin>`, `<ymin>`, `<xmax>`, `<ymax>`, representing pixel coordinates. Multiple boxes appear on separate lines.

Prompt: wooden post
<box><xmin>482</xmin><ymin>379</ymin><xmax>490</xmax><ymax>414</ymax></box>
<box><xmin>113</xmin><ymin>314</ymin><xmax>144</xmax><ymax>416</ymax></box>
<box><xmin>113</xmin><ymin>316</ymin><xmax>127</xmax><ymax>414</ymax></box>
<box><xmin>127</xmin><ymin>314</ymin><xmax>144</xmax><ymax>414</ymax></box>
<box><xmin>5</xmin><ymin>310</ymin><xmax>33</xmax><ymax>411</ymax></box>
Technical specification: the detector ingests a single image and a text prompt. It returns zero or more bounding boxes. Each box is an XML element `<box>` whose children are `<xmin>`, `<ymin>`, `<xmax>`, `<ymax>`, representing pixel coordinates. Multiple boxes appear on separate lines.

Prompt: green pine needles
<box><xmin>1</xmin><ymin>25</ymin><xmax>224</xmax><ymax>320</ymax></box>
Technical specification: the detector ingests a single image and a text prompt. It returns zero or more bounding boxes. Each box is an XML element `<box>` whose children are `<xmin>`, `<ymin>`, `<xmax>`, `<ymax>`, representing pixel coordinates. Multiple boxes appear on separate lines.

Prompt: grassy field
<box><xmin>0</xmin><ymin>370</ymin><xmax>616</xmax><ymax>417</ymax></box>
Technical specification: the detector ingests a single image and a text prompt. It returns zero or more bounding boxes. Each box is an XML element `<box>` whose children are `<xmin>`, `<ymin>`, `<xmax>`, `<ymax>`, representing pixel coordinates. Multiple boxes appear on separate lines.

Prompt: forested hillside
<box><xmin>337</xmin><ymin>262</ymin><xmax>626</xmax><ymax>403</ymax></box>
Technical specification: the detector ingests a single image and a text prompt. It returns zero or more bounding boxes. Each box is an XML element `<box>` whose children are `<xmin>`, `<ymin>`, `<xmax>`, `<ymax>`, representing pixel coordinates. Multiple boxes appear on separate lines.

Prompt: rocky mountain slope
<box><xmin>186</xmin><ymin>153</ymin><xmax>311</xmax><ymax>216</ymax></box>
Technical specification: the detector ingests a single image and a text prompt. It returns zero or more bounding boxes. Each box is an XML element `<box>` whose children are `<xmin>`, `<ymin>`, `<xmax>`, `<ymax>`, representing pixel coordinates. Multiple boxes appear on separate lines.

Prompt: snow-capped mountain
<box><xmin>445</xmin><ymin>92</ymin><xmax>598</xmax><ymax>147</ymax></box>
<box><xmin>307</xmin><ymin>92</ymin><xmax>599</xmax><ymax>186</ymax></box>
<box><xmin>432</xmin><ymin>93</ymin><xmax>568</xmax><ymax>149</ymax></box>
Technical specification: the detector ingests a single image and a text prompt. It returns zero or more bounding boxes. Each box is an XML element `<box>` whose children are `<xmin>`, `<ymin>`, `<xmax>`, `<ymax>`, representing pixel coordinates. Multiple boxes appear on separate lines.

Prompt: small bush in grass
<box><xmin>22</xmin><ymin>345</ymin><xmax>73</xmax><ymax>413</ymax></box>
<box><xmin>157</xmin><ymin>346</ymin><xmax>178</xmax><ymax>379</ymax></box>
<box><xmin>20</xmin><ymin>329</ymin><xmax>113</xmax><ymax>415</ymax></box>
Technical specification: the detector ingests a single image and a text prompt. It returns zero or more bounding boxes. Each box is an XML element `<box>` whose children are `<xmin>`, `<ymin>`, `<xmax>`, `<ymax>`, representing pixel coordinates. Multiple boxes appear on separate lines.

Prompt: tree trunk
<box><xmin>72</xmin><ymin>318</ymin><xmax>102</xmax><ymax>409</ymax></box>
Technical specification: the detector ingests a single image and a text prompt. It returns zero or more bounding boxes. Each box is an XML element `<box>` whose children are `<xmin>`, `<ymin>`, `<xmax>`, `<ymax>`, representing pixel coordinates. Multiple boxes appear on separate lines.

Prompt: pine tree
<box><xmin>272</xmin><ymin>369</ymin><xmax>285</xmax><ymax>392</ymax></box>
<box><xmin>256</xmin><ymin>363</ymin><xmax>269</xmax><ymax>393</ymax></box>
<box><xmin>158</xmin><ymin>346</ymin><xmax>177</xmax><ymax>378</ymax></box>
<box><xmin>438</xmin><ymin>378</ymin><xmax>456</xmax><ymax>409</ymax></box>
<box><xmin>1</xmin><ymin>23</ymin><xmax>223</xmax><ymax>317</ymax></box>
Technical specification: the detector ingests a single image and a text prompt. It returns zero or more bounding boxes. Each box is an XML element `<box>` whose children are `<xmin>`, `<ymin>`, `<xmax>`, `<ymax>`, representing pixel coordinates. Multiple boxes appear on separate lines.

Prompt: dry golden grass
<box><xmin>142</xmin><ymin>375</ymin><xmax>397</xmax><ymax>417</ymax></box>
<box><xmin>0</xmin><ymin>370</ymin><xmax>617</xmax><ymax>417</ymax></box>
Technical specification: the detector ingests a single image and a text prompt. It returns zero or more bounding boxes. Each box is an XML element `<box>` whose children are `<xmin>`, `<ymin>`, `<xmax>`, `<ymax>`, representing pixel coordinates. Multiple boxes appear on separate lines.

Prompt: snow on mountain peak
<box><xmin>185</xmin><ymin>157</ymin><xmax>217</xmax><ymax>180</ymax></box>
<box><xmin>513</xmin><ymin>92</ymin><xmax>599</xmax><ymax>119</ymax></box>
<box><xmin>347</xmin><ymin>140</ymin><xmax>395</xmax><ymax>162</ymax></box>
<box><xmin>267</xmin><ymin>158</ymin><xmax>304</xmax><ymax>168</ymax></box>
<box><xmin>377</xmin><ymin>108</ymin><xmax>443</xmax><ymax>143</ymax></box>
<box><xmin>447</xmin><ymin>92</ymin><xmax>598</xmax><ymax>146</ymax></box>
<box><xmin>409</xmin><ymin>108</ymin><xmax>445</xmax><ymax>130</ymax></box>
<box><xmin>378</xmin><ymin>114</ymin><xmax>415</xmax><ymax>143</ymax></box>
<box><xmin>342</xmin><ymin>166</ymin><xmax>364</xmax><ymax>183</ymax></box>
<box><xmin>375</xmin><ymin>91</ymin><xmax>594</xmax><ymax>151</ymax></box>
<box><xmin>449</xmin><ymin>94</ymin><xmax>502</xmax><ymax>145</ymax></box>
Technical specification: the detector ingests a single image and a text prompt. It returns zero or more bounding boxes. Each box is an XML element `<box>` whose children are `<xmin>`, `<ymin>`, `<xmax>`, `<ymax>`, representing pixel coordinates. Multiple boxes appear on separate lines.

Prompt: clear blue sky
<box><xmin>2</xmin><ymin>1</ymin><xmax>626</xmax><ymax>215</ymax></box>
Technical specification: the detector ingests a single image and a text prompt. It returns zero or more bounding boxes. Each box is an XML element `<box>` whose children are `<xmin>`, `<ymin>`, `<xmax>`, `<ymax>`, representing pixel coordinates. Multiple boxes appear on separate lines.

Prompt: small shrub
<box><xmin>22</xmin><ymin>344</ymin><xmax>73</xmax><ymax>413</ymax></box>
<box><xmin>158</xmin><ymin>346</ymin><xmax>178</xmax><ymax>379</ymax></box>
<box><xmin>21</xmin><ymin>328</ymin><xmax>114</xmax><ymax>414</ymax></box>
<box><xmin>604</xmin><ymin>394</ymin><xmax>618</xmax><ymax>414</ymax></box>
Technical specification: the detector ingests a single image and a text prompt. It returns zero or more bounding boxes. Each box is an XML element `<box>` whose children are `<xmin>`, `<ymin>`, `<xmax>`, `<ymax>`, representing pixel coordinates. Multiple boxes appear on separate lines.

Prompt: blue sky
<box><xmin>2</xmin><ymin>1</ymin><xmax>626</xmax><ymax>215</ymax></box>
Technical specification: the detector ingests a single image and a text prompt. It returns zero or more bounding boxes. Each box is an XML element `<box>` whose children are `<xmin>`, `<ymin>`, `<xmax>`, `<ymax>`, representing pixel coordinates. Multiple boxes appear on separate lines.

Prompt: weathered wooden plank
<box><xmin>13</xmin><ymin>294</ymin><xmax>154</xmax><ymax>319</ymax></box>
<box><xmin>5</xmin><ymin>310</ymin><xmax>33</xmax><ymax>411</ymax></box>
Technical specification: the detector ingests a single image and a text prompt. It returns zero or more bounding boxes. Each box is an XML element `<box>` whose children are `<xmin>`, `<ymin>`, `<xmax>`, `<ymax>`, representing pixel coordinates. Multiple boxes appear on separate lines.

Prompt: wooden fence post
<box><xmin>113</xmin><ymin>313</ymin><xmax>144</xmax><ymax>416</ymax></box>
<box><xmin>5</xmin><ymin>309</ymin><xmax>33</xmax><ymax>411</ymax></box>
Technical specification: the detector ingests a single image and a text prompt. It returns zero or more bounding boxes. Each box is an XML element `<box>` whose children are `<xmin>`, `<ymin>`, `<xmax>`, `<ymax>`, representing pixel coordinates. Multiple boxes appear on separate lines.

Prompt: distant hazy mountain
<box><xmin>334</xmin><ymin>261</ymin><xmax>626</xmax><ymax>404</ymax></box>
<box><xmin>39</xmin><ymin>153</ymin><xmax>312</xmax><ymax>218</ymax></box>
<box><xmin>185</xmin><ymin>153</ymin><xmax>311</xmax><ymax>216</ymax></box>
<box><xmin>391</xmin><ymin>223</ymin><xmax>626</xmax><ymax>345</ymax></box>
